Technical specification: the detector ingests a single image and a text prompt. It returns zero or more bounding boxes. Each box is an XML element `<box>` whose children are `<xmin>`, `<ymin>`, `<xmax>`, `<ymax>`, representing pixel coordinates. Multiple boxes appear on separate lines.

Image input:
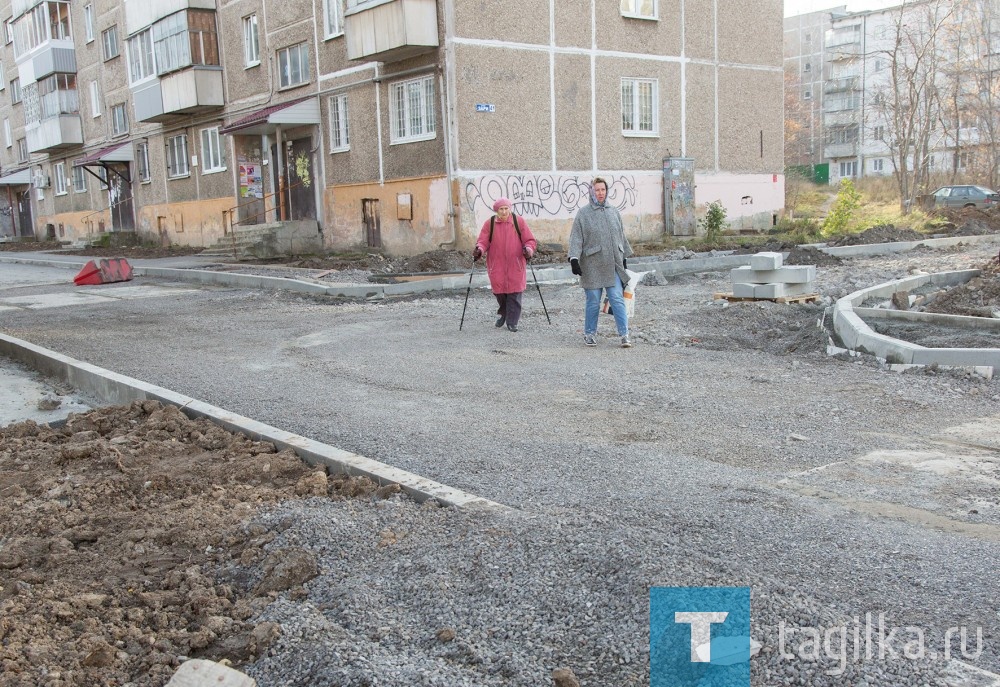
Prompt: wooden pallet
<box><xmin>713</xmin><ymin>292</ymin><xmax>820</xmax><ymax>304</ymax></box>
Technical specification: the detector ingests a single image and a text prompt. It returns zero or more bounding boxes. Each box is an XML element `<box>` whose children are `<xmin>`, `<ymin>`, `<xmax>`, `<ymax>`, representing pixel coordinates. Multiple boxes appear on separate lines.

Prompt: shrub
<box><xmin>822</xmin><ymin>178</ymin><xmax>862</xmax><ymax>236</ymax></box>
<box><xmin>699</xmin><ymin>201</ymin><xmax>728</xmax><ymax>245</ymax></box>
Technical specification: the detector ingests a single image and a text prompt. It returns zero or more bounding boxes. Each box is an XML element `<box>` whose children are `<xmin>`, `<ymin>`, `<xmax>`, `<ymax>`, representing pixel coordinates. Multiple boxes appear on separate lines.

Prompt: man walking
<box><xmin>568</xmin><ymin>177</ymin><xmax>633</xmax><ymax>348</ymax></box>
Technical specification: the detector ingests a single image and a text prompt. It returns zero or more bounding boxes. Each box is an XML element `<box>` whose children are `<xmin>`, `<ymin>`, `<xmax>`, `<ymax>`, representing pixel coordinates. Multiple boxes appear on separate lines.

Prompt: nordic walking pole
<box><xmin>459</xmin><ymin>257</ymin><xmax>476</xmax><ymax>331</ymax></box>
<box><xmin>528</xmin><ymin>259</ymin><xmax>551</xmax><ymax>324</ymax></box>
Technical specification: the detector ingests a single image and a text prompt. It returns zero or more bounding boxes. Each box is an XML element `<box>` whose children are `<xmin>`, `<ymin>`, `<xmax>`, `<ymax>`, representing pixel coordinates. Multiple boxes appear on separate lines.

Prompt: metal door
<box><xmin>362</xmin><ymin>198</ymin><xmax>381</xmax><ymax>248</ymax></box>
<box><xmin>107</xmin><ymin>163</ymin><xmax>135</xmax><ymax>232</ymax></box>
<box><xmin>663</xmin><ymin>157</ymin><xmax>695</xmax><ymax>236</ymax></box>
<box><xmin>272</xmin><ymin>138</ymin><xmax>316</xmax><ymax>221</ymax></box>
<box><xmin>16</xmin><ymin>189</ymin><xmax>33</xmax><ymax>238</ymax></box>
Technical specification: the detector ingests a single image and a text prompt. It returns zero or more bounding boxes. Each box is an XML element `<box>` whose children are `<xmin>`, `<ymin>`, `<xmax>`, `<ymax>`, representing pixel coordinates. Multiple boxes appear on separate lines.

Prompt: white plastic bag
<box><xmin>602</xmin><ymin>269</ymin><xmax>652</xmax><ymax>318</ymax></box>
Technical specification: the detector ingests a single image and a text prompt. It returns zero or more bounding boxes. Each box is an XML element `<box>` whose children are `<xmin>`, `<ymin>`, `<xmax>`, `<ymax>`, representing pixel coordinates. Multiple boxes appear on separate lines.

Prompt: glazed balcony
<box><xmin>345</xmin><ymin>0</ymin><xmax>439</xmax><ymax>63</ymax></box>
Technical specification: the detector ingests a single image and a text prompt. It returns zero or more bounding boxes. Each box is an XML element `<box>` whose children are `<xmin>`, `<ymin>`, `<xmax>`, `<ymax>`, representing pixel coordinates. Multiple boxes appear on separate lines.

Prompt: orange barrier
<box><xmin>74</xmin><ymin>258</ymin><xmax>134</xmax><ymax>286</ymax></box>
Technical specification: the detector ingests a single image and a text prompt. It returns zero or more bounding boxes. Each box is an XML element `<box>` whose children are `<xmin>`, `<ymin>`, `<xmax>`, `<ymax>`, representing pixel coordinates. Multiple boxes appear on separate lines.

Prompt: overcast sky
<box><xmin>784</xmin><ymin>0</ymin><xmax>901</xmax><ymax>17</ymax></box>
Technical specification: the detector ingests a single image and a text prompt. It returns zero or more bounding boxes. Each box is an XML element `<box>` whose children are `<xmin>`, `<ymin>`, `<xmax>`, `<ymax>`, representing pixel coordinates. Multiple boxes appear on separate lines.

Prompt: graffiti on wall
<box><xmin>465</xmin><ymin>174</ymin><xmax>638</xmax><ymax>218</ymax></box>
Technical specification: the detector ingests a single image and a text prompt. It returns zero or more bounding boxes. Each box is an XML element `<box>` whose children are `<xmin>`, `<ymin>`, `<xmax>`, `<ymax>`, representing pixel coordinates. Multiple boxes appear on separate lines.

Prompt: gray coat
<box><xmin>568</xmin><ymin>201</ymin><xmax>633</xmax><ymax>289</ymax></box>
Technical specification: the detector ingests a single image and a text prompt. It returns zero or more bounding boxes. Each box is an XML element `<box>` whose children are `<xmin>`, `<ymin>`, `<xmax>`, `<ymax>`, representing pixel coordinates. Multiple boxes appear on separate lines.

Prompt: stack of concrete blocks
<box><xmin>730</xmin><ymin>252</ymin><xmax>816</xmax><ymax>300</ymax></box>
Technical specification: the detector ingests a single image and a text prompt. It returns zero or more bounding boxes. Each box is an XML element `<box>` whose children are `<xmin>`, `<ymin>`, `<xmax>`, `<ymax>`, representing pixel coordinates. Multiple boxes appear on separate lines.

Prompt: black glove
<box><xmin>570</xmin><ymin>258</ymin><xmax>581</xmax><ymax>276</ymax></box>
<box><xmin>523</xmin><ymin>247</ymin><xmax>532</xmax><ymax>261</ymax></box>
<box><xmin>623</xmin><ymin>258</ymin><xmax>628</xmax><ymax>270</ymax></box>
<box><xmin>473</xmin><ymin>247</ymin><xmax>483</xmax><ymax>262</ymax></box>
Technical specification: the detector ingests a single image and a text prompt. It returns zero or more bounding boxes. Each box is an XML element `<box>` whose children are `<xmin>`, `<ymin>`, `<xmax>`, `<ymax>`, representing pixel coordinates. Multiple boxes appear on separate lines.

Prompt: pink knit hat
<box><xmin>492</xmin><ymin>198</ymin><xmax>512</xmax><ymax>212</ymax></box>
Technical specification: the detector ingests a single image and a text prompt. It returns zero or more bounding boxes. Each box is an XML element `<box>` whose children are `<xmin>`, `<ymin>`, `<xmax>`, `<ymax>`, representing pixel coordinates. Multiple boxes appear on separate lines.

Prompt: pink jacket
<box><xmin>475</xmin><ymin>214</ymin><xmax>538</xmax><ymax>294</ymax></box>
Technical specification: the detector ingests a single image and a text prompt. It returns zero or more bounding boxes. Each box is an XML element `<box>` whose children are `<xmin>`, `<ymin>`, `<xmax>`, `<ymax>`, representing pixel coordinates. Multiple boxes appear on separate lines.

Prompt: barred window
<box><xmin>621</xmin><ymin>77</ymin><xmax>657</xmax><ymax>136</ymax></box>
<box><xmin>389</xmin><ymin>75</ymin><xmax>435</xmax><ymax>144</ymax></box>
<box><xmin>329</xmin><ymin>94</ymin><xmax>349</xmax><ymax>152</ymax></box>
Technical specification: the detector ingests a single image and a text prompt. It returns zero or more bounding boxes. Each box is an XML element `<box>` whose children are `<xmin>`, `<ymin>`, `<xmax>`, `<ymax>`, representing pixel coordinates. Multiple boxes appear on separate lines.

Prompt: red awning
<box><xmin>73</xmin><ymin>141</ymin><xmax>134</xmax><ymax>167</ymax></box>
<box><xmin>220</xmin><ymin>96</ymin><xmax>320</xmax><ymax>135</ymax></box>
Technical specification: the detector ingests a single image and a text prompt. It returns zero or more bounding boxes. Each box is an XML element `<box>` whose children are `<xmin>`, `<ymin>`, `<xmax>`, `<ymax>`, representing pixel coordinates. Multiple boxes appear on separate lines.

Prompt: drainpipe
<box><xmin>7</xmin><ymin>186</ymin><xmax>16</xmax><ymax>237</ymax></box>
<box><xmin>275</xmin><ymin>125</ymin><xmax>286</xmax><ymax>221</ymax></box>
<box><xmin>438</xmin><ymin>66</ymin><xmax>458</xmax><ymax>249</ymax></box>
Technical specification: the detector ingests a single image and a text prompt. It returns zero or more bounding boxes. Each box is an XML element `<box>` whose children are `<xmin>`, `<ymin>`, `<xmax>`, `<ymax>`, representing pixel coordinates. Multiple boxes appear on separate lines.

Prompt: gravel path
<box><xmin>2</xmin><ymin>239</ymin><xmax>999</xmax><ymax>686</ymax></box>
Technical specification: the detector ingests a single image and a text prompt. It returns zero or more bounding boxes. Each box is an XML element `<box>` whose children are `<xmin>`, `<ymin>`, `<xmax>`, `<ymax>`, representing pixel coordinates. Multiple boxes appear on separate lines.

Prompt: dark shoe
<box><xmin>495</xmin><ymin>316</ymin><xmax>506</xmax><ymax>328</ymax></box>
<box><xmin>507</xmin><ymin>324</ymin><xmax>518</xmax><ymax>332</ymax></box>
<box><xmin>584</xmin><ymin>334</ymin><xmax>597</xmax><ymax>347</ymax></box>
<box><xmin>620</xmin><ymin>335</ymin><xmax>632</xmax><ymax>348</ymax></box>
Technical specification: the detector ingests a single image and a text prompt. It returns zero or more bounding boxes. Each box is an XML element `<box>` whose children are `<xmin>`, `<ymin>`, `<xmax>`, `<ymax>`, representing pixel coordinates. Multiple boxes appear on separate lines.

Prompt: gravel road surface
<box><xmin>1</xmin><ymin>239</ymin><xmax>998</xmax><ymax>686</ymax></box>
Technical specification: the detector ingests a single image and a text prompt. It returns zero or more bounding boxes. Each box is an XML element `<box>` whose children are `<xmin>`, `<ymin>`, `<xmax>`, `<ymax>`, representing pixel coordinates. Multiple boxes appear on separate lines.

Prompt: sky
<box><xmin>784</xmin><ymin>0</ymin><xmax>901</xmax><ymax>17</ymax></box>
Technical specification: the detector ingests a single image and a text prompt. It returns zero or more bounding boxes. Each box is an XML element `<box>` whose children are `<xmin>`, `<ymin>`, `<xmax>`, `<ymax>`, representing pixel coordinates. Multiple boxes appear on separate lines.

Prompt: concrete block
<box><xmin>750</xmin><ymin>252</ymin><xmax>783</xmax><ymax>270</ymax></box>
<box><xmin>753</xmin><ymin>282</ymin><xmax>815</xmax><ymax>299</ymax></box>
<box><xmin>732</xmin><ymin>282</ymin><xmax>756</xmax><ymax>298</ymax></box>
<box><xmin>166</xmin><ymin>659</ymin><xmax>256</xmax><ymax>687</ymax></box>
<box><xmin>731</xmin><ymin>265</ymin><xmax>816</xmax><ymax>285</ymax></box>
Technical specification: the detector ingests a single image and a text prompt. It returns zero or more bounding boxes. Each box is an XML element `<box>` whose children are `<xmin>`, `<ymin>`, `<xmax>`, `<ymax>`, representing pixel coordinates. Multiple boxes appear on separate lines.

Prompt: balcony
<box><xmin>824</xmin><ymin>142</ymin><xmax>858</xmax><ymax>158</ymax></box>
<box><xmin>26</xmin><ymin>114</ymin><xmax>82</xmax><ymax>152</ymax></box>
<box><xmin>133</xmin><ymin>68</ymin><xmax>223</xmax><ymax>123</ymax></box>
<box><xmin>824</xmin><ymin>76</ymin><xmax>860</xmax><ymax>94</ymax></box>
<box><xmin>345</xmin><ymin>0</ymin><xmax>438</xmax><ymax>63</ymax></box>
<box><xmin>125</xmin><ymin>0</ymin><xmax>216</xmax><ymax>35</ymax></box>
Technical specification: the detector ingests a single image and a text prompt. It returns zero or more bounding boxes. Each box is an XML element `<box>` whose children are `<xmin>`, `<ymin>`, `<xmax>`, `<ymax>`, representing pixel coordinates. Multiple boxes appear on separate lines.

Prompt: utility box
<box><xmin>663</xmin><ymin>157</ymin><xmax>695</xmax><ymax>236</ymax></box>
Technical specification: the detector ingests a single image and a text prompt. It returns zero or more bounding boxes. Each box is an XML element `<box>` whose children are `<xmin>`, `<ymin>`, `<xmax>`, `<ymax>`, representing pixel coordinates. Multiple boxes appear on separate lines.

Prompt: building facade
<box><xmin>0</xmin><ymin>0</ymin><xmax>785</xmax><ymax>250</ymax></box>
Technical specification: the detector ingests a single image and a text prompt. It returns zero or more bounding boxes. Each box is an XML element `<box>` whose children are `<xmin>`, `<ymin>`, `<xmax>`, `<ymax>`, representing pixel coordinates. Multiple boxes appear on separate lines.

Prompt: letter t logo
<box><xmin>674</xmin><ymin>612</ymin><xmax>729</xmax><ymax>662</ymax></box>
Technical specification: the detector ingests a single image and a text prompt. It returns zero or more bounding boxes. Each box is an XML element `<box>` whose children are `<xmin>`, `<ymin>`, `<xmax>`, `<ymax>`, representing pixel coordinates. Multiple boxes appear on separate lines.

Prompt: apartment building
<box><xmin>0</xmin><ymin>0</ymin><xmax>785</xmax><ymax>250</ymax></box>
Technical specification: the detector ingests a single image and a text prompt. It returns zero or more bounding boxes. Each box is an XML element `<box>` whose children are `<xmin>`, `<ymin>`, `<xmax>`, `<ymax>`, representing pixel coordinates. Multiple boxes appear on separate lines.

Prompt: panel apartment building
<box><xmin>0</xmin><ymin>0</ymin><xmax>785</xmax><ymax>252</ymax></box>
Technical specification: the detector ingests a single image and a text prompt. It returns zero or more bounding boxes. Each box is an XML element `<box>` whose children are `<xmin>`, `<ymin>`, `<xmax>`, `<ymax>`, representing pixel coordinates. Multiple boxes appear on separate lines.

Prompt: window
<box><xmin>323</xmin><ymin>0</ymin><xmax>343</xmax><ymax>37</ymax></box>
<box><xmin>803</xmin><ymin>89</ymin><xmax>812</xmax><ymax>100</ymax></box>
<box><xmin>329</xmin><ymin>94</ymin><xmax>349</xmax><ymax>152</ymax></box>
<box><xmin>0</xmin><ymin>62</ymin><xmax>4</xmax><ymax>88</ymax></box>
<box><xmin>621</xmin><ymin>77</ymin><xmax>657</xmax><ymax>136</ymax></box>
<box><xmin>957</xmin><ymin>151</ymin><xmax>971</xmax><ymax>169</ymax></box>
<box><xmin>3</xmin><ymin>19</ymin><xmax>11</xmax><ymax>44</ymax></box>
<box><xmin>620</xmin><ymin>0</ymin><xmax>656</xmax><ymax>19</ymax></box>
<box><xmin>804</xmin><ymin>62</ymin><xmax>811</xmax><ymax>73</ymax></box>
<box><xmin>102</xmin><ymin>26</ymin><xmax>119</xmax><ymax>60</ymax></box>
<box><xmin>389</xmin><ymin>75</ymin><xmax>436</xmax><ymax>143</ymax></box>
<box><xmin>89</xmin><ymin>80</ymin><xmax>101</xmax><ymax>117</ymax></box>
<box><xmin>16</xmin><ymin>137</ymin><xmax>27</xmax><ymax>162</ymax></box>
<box><xmin>97</xmin><ymin>165</ymin><xmax>107</xmax><ymax>189</ymax></box>
<box><xmin>243</xmin><ymin>14</ymin><xmax>259</xmax><ymax>66</ymax></box>
<box><xmin>874</xmin><ymin>125</ymin><xmax>885</xmax><ymax>141</ymax></box>
<box><xmin>872</xmin><ymin>158</ymin><xmax>884</xmax><ymax>173</ymax></box>
<box><xmin>839</xmin><ymin>160</ymin><xmax>857</xmax><ymax>178</ymax></box>
<box><xmin>84</xmin><ymin>4</ymin><xmax>93</xmax><ymax>42</ymax></box>
<box><xmin>153</xmin><ymin>10</ymin><xmax>219</xmax><ymax>75</ymax></box>
<box><xmin>10</xmin><ymin>78</ymin><xmax>21</xmax><ymax>104</ymax></box>
<box><xmin>26</xmin><ymin>73</ymin><xmax>78</xmax><ymax>123</ymax></box>
<box><xmin>3</xmin><ymin>118</ymin><xmax>9</xmax><ymax>147</ymax></box>
<box><xmin>200</xmin><ymin>127</ymin><xmax>224</xmax><ymax>173</ymax></box>
<box><xmin>166</xmin><ymin>134</ymin><xmax>190</xmax><ymax>177</ymax></box>
<box><xmin>73</xmin><ymin>165</ymin><xmax>87</xmax><ymax>192</ymax></box>
<box><xmin>136</xmin><ymin>142</ymin><xmax>150</xmax><ymax>183</ymax></box>
<box><xmin>874</xmin><ymin>58</ymin><xmax>884</xmax><ymax>72</ymax></box>
<box><xmin>111</xmin><ymin>103</ymin><xmax>128</xmax><ymax>136</ymax></box>
<box><xmin>277</xmin><ymin>42</ymin><xmax>310</xmax><ymax>88</ymax></box>
<box><xmin>127</xmin><ymin>29</ymin><xmax>155</xmax><ymax>83</ymax></box>
<box><xmin>53</xmin><ymin>162</ymin><xmax>67</xmax><ymax>195</ymax></box>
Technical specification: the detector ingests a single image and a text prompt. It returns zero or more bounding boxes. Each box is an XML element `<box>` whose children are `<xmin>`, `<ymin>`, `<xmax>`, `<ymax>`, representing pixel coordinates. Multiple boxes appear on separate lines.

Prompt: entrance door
<box><xmin>107</xmin><ymin>163</ymin><xmax>135</xmax><ymax>232</ymax></box>
<box><xmin>362</xmin><ymin>198</ymin><xmax>381</xmax><ymax>248</ymax></box>
<box><xmin>270</xmin><ymin>138</ymin><xmax>316</xmax><ymax>221</ymax></box>
<box><xmin>16</xmin><ymin>189</ymin><xmax>33</xmax><ymax>238</ymax></box>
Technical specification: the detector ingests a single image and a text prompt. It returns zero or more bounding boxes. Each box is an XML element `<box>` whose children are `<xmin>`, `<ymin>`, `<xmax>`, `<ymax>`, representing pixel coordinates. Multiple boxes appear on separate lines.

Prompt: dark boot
<box><xmin>495</xmin><ymin>316</ymin><xmax>506</xmax><ymax>328</ymax></box>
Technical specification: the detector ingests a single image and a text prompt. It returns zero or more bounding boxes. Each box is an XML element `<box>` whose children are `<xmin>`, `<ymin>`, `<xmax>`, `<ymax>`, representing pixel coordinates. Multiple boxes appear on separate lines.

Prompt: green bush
<box><xmin>699</xmin><ymin>201</ymin><xmax>728</xmax><ymax>245</ymax></box>
<box><xmin>822</xmin><ymin>178</ymin><xmax>862</xmax><ymax>236</ymax></box>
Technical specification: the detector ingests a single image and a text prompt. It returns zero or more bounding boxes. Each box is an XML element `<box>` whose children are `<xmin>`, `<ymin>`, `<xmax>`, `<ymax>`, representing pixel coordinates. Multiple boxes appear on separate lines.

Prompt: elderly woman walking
<box><xmin>568</xmin><ymin>177</ymin><xmax>634</xmax><ymax>347</ymax></box>
<box><xmin>473</xmin><ymin>198</ymin><xmax>538</xmax><ymax>332</ymax></box>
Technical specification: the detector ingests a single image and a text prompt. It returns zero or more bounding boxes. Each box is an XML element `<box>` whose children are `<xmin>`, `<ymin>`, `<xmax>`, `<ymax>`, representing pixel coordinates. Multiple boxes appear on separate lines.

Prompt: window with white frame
<box><xmin>16</xmin><ymin>137</ymin><xmax>27</xmax><ymax>162</ymax></box>
<box><xmin>957</xmin><ymin>151</ymin><xmax>972</xmax><ymax>169</ymax></box>
<box><xmin>89</xmin><ymin>80</ymin><xmax>101</xmax><ymax>117</ymax></box>
<box><xmin>874</xmin><ymin>125</ymin><xmax>885</xmax><ymax>141</ymax></box>
<box><xmin>277</xmin><ymin>42</ymin><xmax>310</xmax><ymax>88</ymax></box>
<box><xmin>620</xmin><ymin>0</ymin><xmax>656</xmax><ymax>19</ymax></box>
<box><xmin>53</xmin><ymin>162</ymin><xmax>67</xmax><ymax>194</ymax></box>
<box><xmin>103</xmin><ymin>26</ymin><xmax>119</xmax><ymax>60</ymax></box>
<box><xmin>389</xmin><ymin>75</ymin><xmax>435</xmax><ymax>143</ymax></box>
<box><xmin>111</xmin><ymin>103</ymin><xmax>128</xmax><ymax>135</ymax></box>
<box><xmin>243</xmin><ymin>14</ymin><xmax>259</xmax><ymax>66</ymax></box>
<box><xmin>621</xmin><ymin>77</ymin><xmax>657</xmax><ymax>136</ymax></box>
<box><xmin>200</xmin><ymin>127</ymin><xmax>224</xmax><ymax>173</ymax></box>
<box><xmin>329</xmin><ymin>94</ymin><xmax>349</xmax><ymax>152</ymax></box>
<box><xmin>84</xmin><ymin>4</ymin><xmax>94</xmax><ymax>42</ymax></box>
<box><xmin>3</xmin><ymin>19</ymin><xmax>11</xmax><ymax>45</ymax></box>
<box><xmin>73</xmin><ymin>165</ymin><xmax>86</xmax><ymax>192</ymax></box>
<box><xmin>10</xmin><ymin>78</ymin><xmax>21</xmax><ymax>104</ymax></box>
<box><xmin>0</xmin><ymin>61</ymin><xmax>4</xmax><ymax>88</ymax></box>
<box><xmin>874</xmin><ymin>58</ymin><xmax>884</xmax><ymax>72</ymax></box>
<box><xmin>323</xmin><ymin>0</ymin><xmax>343</xmax><ymax>37</ymax></box>
<box><xmin>136</xmin><ymin>142</ymin><xmax>150</xmax><ymax>182</ymax></box>
<box><xmin>872</xmin><ymin>158</ymin><xmax>884</xmax><ymax>173</ymax></box>
<box><xmin>98</xmin><ymin>165</ymin><xmax>107</xmax><ymax>189</ymax></box>
<box><xmin>839</xmin><ymin>160</ymin><xmax>858</xmax><ymax>177</ymax></box>
<box><xmin>3</xmin><ymin>118</ymin><xmax>10</xmax><ymax>147</ymax></box>
<box><xmin>166</xmin><ymin>134</ymin><xmax>190</xmax><ymax>177</ymax></box>
<box><xmin>127</xmin><ymin>29</ymin><xmax>155</xmax><ymax>83</ymax></box>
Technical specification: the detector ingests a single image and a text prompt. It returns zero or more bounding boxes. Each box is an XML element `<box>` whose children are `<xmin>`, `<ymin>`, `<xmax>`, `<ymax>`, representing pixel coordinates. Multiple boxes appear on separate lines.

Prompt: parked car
<box><xmin>926</xmin><ymin>185</ymin><xmax>1000</xmax><ymax>210</ymax></box>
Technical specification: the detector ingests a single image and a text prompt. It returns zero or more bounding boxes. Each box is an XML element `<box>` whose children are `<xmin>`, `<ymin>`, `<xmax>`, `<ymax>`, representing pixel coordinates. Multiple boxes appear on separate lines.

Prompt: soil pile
<box><xmin>924</xmin><ymin>258</ymin><xmax>1000</xmax><ymax>317</ymax></box>
<box><xmin>0</xmin><ymin>400</ymin><xmax>397</xmax><ymax>687</ymax></box>
<box><xmin>931</xmin><ymin>206</ymin><xmax>1000</xmax><ymax>236</ymax></box>
<box><xmin>831</xmin><ymin>224</ymin><xmax>925</xmax><ymax>246</ymax></box>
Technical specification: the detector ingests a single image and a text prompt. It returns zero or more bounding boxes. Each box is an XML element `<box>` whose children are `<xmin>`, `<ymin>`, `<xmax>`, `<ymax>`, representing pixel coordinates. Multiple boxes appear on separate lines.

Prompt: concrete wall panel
<box><xmin>554</xmin><ymin>0</ymin><xmax>590</xmax><ymax>48</ymax></box>
<box><xmin>554</xmin><ymin>53</ymin><xmax>591</xmax><ymax>171</ymax></box>
<box><xmin>596</xmin><ymin>0</ymin><xmax>681</xmax><ymax>56</ymax></box>
<box><xmin>717</xmin><ymin>67</ymin><xmax>783</xmax><ymax>173</ymax></box>
<box><xmin>322</xmin><ymin>81</ymin><xmax>382</xmax><ymax>185</ymax></box>
<box><xmin>453</xmin><ymin>0</ymin><xmax>548</xmax><ymax>45</ymax></box>
<box><xmin>684</xmin><ymin>62</ymin><xmax>715</xmax><ymax>171</ymax></box>
<box><xmin>719</xmin><ymin>0</ymin><xmax>782</xmax><ymax>67</ymax></box>
<box><xmin>452</xmin><ymin>44</ymin><xmax>550</xmax><ymax>171</ymax></box>
<box><xmin>683</xmin><ymin>0</ymin><xmax>715</xmax><ymax>60</ymax></box>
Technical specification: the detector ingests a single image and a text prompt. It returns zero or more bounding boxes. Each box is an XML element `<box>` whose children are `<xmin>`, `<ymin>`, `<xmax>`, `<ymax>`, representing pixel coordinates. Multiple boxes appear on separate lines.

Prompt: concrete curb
<box><xmin>0</xmin><ymin>332</ymin><xmax>508</xmax><ymax>513</ymax></box>
<box><xmin>805</xmin><ymin>232</ymin><xmax>998</xmax><ymax>257</ymax></box>
<box><xmin>831</xmin><ymin>269</ymin><xmax>1000</xmax><ymax>372</ymax></box>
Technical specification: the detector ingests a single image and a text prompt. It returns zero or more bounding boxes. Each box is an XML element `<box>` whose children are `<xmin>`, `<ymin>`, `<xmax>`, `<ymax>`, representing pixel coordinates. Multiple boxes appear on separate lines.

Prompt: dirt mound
<box><xmin>0</xmin><ymin>240</ymin><xmax>66</xmax><ymax>252</ymax></box>
<box><xmin>831</xmin><ymin>224</ymin><xmax>925</xmax><ymax>246</ymax></box>
<box><xmin>0</xmin><ymin>400</ymin><xmax>402</xmax><ymax>687</ymax></box>
<box><xmin>931</xmin><ymin>206</ymin><xmax>1000</xmax><ymax>236</ymax></box>
<box><xmin>924</xmin><ymin>258</ymin><xmax>1000</xmax><ymax>317</ymax></box>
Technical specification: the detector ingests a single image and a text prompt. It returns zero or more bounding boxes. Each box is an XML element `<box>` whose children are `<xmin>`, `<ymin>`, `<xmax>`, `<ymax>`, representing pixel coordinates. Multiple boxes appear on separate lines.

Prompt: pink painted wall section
<box><xmin>459</xmin><ymin>172</ymin><xmax>665</xmax><ymax>249</ymax></box>
<box><xmin>34</xmin><ymin>211</ymin><xmax>105</xmax><ymax>243</ymax></box>
<box><xmin>135</xmin><ymin>198</ymin><xmax>233</xmax><ymax>247</ymax></box>
<box><xmin>323</xmin><ymin>176</ymin><xmax>453</xmax><ymax>256</ymax></box>
<box><xmin>694</xmin><ymin>173</ymin><xmax>786</xmax><ymax>231</ymax></box>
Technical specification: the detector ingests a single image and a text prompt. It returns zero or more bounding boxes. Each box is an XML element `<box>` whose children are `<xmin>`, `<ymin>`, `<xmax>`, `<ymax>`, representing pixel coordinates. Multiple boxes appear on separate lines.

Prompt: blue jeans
<box><xmin>584</xmin><ymin>276</ymin><xmax>628</xmax><ymax>336</ymax></box>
